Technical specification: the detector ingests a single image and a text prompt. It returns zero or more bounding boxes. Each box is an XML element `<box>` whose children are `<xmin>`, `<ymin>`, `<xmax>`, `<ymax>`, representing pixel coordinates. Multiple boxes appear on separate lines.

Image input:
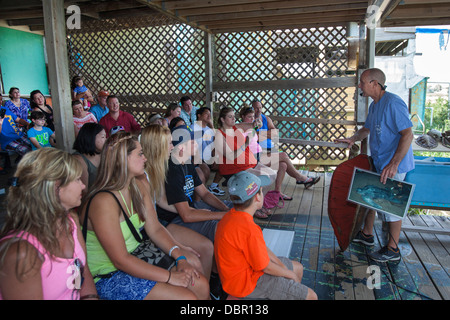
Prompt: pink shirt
<box><xmin>73</xmin><ymin>112</ymin><xmax>97</xmax><ymax>134</ymax></box>
<box><xmin>0</xmin><ymin>216</ymin><xmax>86</xmax><ymax>300</ymax></box>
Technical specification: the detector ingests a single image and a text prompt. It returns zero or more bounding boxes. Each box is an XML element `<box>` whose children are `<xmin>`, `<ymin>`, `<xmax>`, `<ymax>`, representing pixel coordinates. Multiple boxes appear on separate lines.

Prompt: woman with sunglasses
<box><xmin>0</xmin><ymin>148</ymin><xmax>98</xmax><ymax>300</ymax></box>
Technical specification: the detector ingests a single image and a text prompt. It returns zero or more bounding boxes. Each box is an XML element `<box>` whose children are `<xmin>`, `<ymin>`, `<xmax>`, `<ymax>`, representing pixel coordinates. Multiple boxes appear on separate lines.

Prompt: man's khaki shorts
<box><xmin>244</xmin><ymin>257</ymin><xmax>308</xmax><ymax>300</ymax></box>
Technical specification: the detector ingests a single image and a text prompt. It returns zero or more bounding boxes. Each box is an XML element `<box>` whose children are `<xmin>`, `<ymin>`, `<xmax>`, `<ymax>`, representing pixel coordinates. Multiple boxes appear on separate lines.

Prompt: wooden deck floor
<box><xmin>255</xmin><ymin>171</ymin><xmax>450</xmax><ymax>300</ymax></box>
<box><xmin>2</xmin><ymin>163</ymin><xmax>449</xmax><ymax>300</ymax></box>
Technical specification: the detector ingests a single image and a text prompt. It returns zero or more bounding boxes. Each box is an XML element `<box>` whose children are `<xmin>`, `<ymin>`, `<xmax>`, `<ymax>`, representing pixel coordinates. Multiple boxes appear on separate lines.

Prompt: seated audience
<box><xmin>89</xmin><ymin>90</ymin><xmax>110</xmax><ymax>122</ymax></box>
<box><xmin>72</xmin><ymin>123</ymin><xmax>107</xmax><ymax>193</ymax></box>
<box><xmin>215</xmin><ymin>106</ymin><xmax>276</xmax><ymax>218</ymax></box>
<box><xmin>169</xmin><ymin>116</ymin><xmax>186</xmax><ymax>131</ymax></box>
<box><xmin>146</xmin><ymin>113</ymin><xmax>166</xmax><ymax>127</ymax></box>
<box><xmin>79</xmin><ymin>131</ymin><xmax>209</xmax><ymax>300</ymax></box>
<box><xmin>156</xmin><ymin>125</ymin><xmax>231</xmax><ymax>243</ymax></box>
<box><xmin>239</xmin><ymin>105</ymin><xmax>319</xmax><ymax>199</ymax></box>
<box><xmin>251</xmin><ymin>100</ymin><xmax>320</xmax><ymax>188</ymax></box>
<box><xmin>99</xmin><ymin>95</ymin><xmax>141</xmax><ymax>137</ymax></box>
<box><xmin>192</xmin><ymin>107</ymin><xmax>219</xmax><ymax>194</ymax></box>
<box><xmin>139</xmin><ymin>124</ymin><xmax>214</xmax><ymax>282</ymax></box>
<box><xmin>28</xmin><ymin>111</ymin><xmax>56</xmax><ymax>150</ymax></box>
<box><xmin>72</xmin><ymin>100</ymin><xmax>97</xmax><ymax>137</ymax></box>
<box><xmin>0</xmin><ymin>105</ymin><xmax>32</xmax><ymax>158</ymax></box>
<box><xmin>4</xmin><ymin>87</ymin><xmax>31</xmax><ymax>128</ymax></box>
<box><xmin>30</xmin><ymin>90</ymin><xmax>55</xmax><ymax>132</ymax></box>
<box><xmin>0</xmin><ymin>148</ymin><xmax>98</xmax><ymax>300</ymax></box>
<box><xmin>179</xmin><ymin>96</ymin><xmax>198</xmax><ymax>126</ymax></box>
<box><xmin>71</xmin><ymin>76</ymin><xmax>94</xmax><ymax>110</ymax></box>
<box><xmin>164</xmin><ymin>102</ymin><xmax>181</xmax><ymax>127</ymax></box>
<box><xmin>215</xmin><ymin>171</ymin><xmax>318</xmax><ymax>300</ymax></box>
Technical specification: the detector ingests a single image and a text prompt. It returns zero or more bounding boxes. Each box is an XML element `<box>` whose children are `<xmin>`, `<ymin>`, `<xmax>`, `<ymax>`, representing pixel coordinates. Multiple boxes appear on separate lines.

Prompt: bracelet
<box><xmin>169</xmin><ymin>245</ymin><xmax>179</xmax><ymax>257</ymax></box>
<box><xmin>175</xmin><ymin>255</ymin><xmax>187</xmax><ymax>265</ymax></box>
<box><xmin>80</xmin><ymin>294</ymin><xmax>99</xmax><ymax>300</ymax></box>
<box><xmin>166</xmin><ymin>270</ymin><xmax>171</xmax><ymax>284</ymax></box>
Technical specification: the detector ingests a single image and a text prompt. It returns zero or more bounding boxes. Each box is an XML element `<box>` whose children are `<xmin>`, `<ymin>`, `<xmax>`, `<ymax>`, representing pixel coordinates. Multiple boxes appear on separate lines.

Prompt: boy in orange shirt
<box><xmin>214</xmin><ymin>171</ymin><xmax>317</xmax><ymax>300</ymax></box>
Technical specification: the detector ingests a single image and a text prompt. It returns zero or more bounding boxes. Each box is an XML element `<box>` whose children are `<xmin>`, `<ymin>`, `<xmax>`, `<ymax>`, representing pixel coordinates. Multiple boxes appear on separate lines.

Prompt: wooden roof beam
<box><xmin>209</xmin><ymin>16</ymin><xmax>361</xmax><ymax>33</ymax></box>
<box><xmin>387</xmin><ymin>3</ymin><xmax>450</xmax><ymax>19</ymax></box>
<box><xmin>368</xmin><ymin>0</ymin><xmax>403</xmax><ymax>26</ymax></box>
<box><xmin>177</xmin><ymin>0</ymin><xmax>366</xmax><ymax>16</ymax></box>
<box><xmin>200</xmin><ymin>10</ymin><xmax>366</xmax><ymax>29</ymax></box>
<box><xmin>189</xmin><ymin>2</ymin><xmax>367</xmax><ymax>23</ymax></box>
<box><xmin>135</xmin><ymin>0</ymin><xmax>210</xmax><ymax>33</ymax></box>
<box><xmin>163</xmin><ymin>0</ymin><xmax>277</xmax><ymax>10</ymax></box>
<box><xmin>382</xmin><ymin>17</ymin><xmax>450</xmax><ymax>27</ymax></box>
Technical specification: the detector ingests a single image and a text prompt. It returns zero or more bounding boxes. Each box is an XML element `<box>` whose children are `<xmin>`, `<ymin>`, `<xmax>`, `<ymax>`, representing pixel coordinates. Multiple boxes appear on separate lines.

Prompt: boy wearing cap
<box><xmin>89</xmin><ymin>90</ymin><xmax>110</xmax><ymax>122</ymax></box>
<box><xmin>214</xmin><ymin>171</ymin><xmax>317</xmax><ymax>300</ymax></box>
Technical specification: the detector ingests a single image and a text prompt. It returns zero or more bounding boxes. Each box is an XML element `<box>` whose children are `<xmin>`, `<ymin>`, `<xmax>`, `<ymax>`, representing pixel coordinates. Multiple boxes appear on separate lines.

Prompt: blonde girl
<box><xmin>0</xmin><ymin>148</ymin><xmax>97</xmax><ymax>300</ymax></box>
<box><xmin>80</xmin><ymin>131</ymin><xmax>209</xmax><ymax>300</ymax></box>
<box><xmin>139</xmin><ymin>124</ymin><xmax>214</xmax><ymax>281</ymax></box>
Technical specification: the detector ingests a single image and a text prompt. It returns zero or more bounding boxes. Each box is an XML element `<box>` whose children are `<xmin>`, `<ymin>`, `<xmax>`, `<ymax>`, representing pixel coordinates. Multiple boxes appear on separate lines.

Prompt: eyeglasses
<box><xmin>70</xmin><ymin>258</ymin><xmax>85</xmax><ymax>300</ymax></box>
<box><xmin>369</xmin><ymin>80</ymin><xmax>387</xmax><ymax>91</ymax></box>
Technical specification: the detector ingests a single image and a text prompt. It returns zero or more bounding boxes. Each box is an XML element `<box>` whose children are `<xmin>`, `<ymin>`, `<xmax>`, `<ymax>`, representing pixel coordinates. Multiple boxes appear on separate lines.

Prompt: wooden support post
<box><xmin>204</xmin><ymin>31</ymin><xmax>214</xmax><ymax>112</ymax></box>
<box><xmin>42</xmin><ymin>0</ymin><xmax>74</xmax><ymax>152</ymax></box>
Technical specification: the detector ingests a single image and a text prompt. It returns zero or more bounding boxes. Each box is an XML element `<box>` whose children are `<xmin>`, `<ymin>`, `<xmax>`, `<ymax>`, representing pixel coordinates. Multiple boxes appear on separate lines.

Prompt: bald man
<box><xmin>335</xmin><ymin>68</ymin><xmax>414</xmax><ymax>262</ymax></box>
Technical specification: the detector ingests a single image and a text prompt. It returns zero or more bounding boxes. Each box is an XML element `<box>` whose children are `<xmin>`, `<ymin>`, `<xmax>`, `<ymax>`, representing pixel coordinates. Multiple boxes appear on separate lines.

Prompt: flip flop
<box><xmin>304</xmin><ymin>177</ymin><xmax>320</xmax><ymax>189</ymax></box>
<box><xmin>261</xmin><ymin>206</ymin><xmax>273</xmax><ymax>216</ymax></box>
<box><xmin>281</xmin><ymin>194</ymin><xmax>293</xmax><ymax>201</ymax></box>
<box><xmin>254</xmin><ymin>209</ymin><xmax>269</xmax><ymax>219</ymax></box>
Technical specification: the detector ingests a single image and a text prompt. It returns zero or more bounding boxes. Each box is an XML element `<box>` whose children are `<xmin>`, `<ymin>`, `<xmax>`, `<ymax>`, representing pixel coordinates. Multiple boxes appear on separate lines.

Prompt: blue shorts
<box><xmin>95</xmin><ymin>270</ymin><xmax>157</xmax><ymax>300</ymax></box>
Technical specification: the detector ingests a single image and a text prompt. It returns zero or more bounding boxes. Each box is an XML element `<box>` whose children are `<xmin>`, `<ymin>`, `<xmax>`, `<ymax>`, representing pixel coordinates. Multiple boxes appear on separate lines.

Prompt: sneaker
<box><xmin>353</xmin><ymin>230</ymin><xmax>375</xmax><ymax>246</ymax></box>
<box><xmin>209</xmin><ymin>272</ymin><xmax>228</xmax><ymax>300</ymax></box>
<box><xmin>209</xmin><ymin>185</ymin><xmax>225</xmax><ymax>196</ymax></box>
<box><xmin>369</xmin><ymin>246</ymin><xmax>401</xmax><ymax>263</ymax></box>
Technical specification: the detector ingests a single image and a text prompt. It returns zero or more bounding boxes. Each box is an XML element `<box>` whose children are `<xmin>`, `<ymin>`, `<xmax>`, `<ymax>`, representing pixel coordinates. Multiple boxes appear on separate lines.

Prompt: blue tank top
<box><xmin>258</xmin><ymin>114</ymin><xmax>273</xmax><ymax>149</ymax></box>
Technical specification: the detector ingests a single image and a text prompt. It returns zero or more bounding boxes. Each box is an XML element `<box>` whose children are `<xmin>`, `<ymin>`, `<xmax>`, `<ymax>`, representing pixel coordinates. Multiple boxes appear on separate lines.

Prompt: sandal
<box><xmin>304</xmin><ymin>177</ymin><xmax>320</xmax><ymax>189</ymax></box>
<box><xmin>254</xmin><ymin>209</ymin><xmax>269</xmax><ymax>219</ymax></box>
<box><xmin>261</xmin><ymin>206</ymin><xmax>272</xmax><ymax>216</ymax></box>
<box><xmin>281</xmin><ymin>194</ymin><xmax>293</xmax><ymax>201</ymax></box>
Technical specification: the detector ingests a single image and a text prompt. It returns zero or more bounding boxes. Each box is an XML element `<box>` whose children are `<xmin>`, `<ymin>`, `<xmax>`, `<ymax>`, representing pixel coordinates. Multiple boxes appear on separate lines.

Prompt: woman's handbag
<box><xmin>263</xmin><ymin>190</ymin><xmax>285</xmax><ymax>209</ymax></box>
<box><xmin>82</xmin><ymin>190</ymin><xmax>175</xmax><ymax>272</ymax></box>
<box><xmin>130</xmin><ymin>240</ymin><xmax>175</xmax><ymax>269</ymax></box>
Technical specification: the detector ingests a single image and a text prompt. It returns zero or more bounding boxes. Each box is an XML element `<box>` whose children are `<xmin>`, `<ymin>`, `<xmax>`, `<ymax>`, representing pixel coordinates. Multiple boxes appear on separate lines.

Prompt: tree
<box><xmin>424</xmin><ymin>97</ymin><xmax>450</xmax><ymax>132</ymax></box>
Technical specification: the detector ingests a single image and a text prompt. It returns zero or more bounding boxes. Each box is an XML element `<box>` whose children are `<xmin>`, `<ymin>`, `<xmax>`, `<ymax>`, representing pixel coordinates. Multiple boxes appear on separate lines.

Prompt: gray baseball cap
<box><xmin>227</xmin><ymin>171</ymin><xmax>271</xmax><ymax>204</ymax></box>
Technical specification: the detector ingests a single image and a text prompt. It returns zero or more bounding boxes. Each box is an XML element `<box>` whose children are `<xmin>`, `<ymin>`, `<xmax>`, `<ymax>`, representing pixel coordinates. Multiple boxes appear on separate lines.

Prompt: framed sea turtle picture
<box><xmin>347</xmin><ymin>168</ymin><xmax>416</xmax><ymax>219</ymax></box>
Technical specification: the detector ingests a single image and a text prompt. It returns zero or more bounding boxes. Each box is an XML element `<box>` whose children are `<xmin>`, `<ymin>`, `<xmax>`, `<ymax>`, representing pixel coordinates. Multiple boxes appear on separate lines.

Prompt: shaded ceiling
<box><xmin>0</xmin><ymin>0</ymin><xmax>449</xmax><ymax>34</ymax></box>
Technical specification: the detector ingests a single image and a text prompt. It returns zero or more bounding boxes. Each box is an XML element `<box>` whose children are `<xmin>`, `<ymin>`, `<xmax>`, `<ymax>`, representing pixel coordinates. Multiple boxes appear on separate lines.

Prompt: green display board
<box><xmin>0</xmin><ymin>27</ymin><xmax>49</xmax><ymax>96</ymax></box>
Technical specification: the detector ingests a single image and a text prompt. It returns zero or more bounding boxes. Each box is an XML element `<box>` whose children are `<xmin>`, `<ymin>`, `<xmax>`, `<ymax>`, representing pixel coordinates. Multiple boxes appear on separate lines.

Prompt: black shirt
<box><xmin>156</xmin><ymin>159</ymin><xmax>202</xmax><ymax>223</ymax></box>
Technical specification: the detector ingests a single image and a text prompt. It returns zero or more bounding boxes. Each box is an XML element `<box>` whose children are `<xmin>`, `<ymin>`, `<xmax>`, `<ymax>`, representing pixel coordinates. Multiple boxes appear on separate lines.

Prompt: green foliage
<box><xmin>408</xmin><ymin>207</ymin><xmax>428</xmax><ymax>216</ymax></box>
<box><xmin>424</xmin><ymin>97</ymin><xmax>450</xmax><ymax>132</ymax></box>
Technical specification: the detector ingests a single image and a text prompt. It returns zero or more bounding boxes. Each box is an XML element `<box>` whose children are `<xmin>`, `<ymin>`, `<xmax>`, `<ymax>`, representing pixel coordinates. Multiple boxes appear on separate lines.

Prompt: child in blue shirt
<box><xmin>27</xmin><ymin>111</ymin><xmax>56</xmax><ymax>150</ymax></box>
<box><xmin>71</xmin><ymin>76</ymin><xmax>94</xmax><ymax>110</ymax></box>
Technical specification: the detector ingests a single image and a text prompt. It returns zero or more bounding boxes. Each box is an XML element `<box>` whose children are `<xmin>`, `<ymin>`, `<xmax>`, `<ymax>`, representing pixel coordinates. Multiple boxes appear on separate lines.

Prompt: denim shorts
<box><xmin>95</xmin><ymin>270</ymin><xmax>157</xmax><ymax>300</ymax></box>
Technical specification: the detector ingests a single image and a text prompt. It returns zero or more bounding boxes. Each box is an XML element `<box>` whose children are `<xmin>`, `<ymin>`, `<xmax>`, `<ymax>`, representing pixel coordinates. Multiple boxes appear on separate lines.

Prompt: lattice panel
<box><xmin>67</xmin><ymin>15</ymin><xmax>206</xmax><ymax>124</ymax></box>
<box><xmin>214</xmin><ymin>87</ymin><xmax>355</xmax><ymax>162</ymax></box>
<box><xmin>67</xmin><ymin>17</ymin><xmax>355</xmax><ymax>164</ymax></box>
<box><xmin>213</xmin><ymin>27</ymin><xmax>349</xmax><ymax>82</ymax></box>
<box><xmin>213</xmin><ymin>26</ymin><xmax>354</xmax><ymax>163</ymax></box>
